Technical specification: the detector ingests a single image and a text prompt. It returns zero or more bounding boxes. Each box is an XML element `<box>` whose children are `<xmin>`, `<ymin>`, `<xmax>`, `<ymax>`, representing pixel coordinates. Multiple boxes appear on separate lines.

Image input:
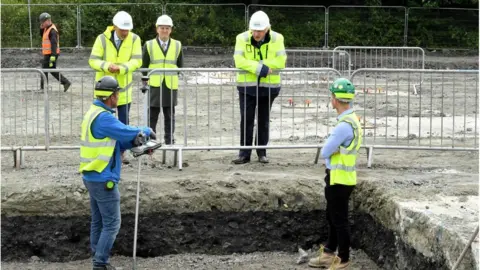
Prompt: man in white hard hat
<box><xmin>232</xmin><ymin>10</ymin><xmax>287</xmax><ymax>164</ymax></box>
<box><xmin>141</xmin><ymin>15</ymin><xmax>183</xmax><ymax>145</ymax></box>
<box><xmin>88</xmin><ymin>10</ymin><xmax>142</xmax><ymax>165</ymax></box>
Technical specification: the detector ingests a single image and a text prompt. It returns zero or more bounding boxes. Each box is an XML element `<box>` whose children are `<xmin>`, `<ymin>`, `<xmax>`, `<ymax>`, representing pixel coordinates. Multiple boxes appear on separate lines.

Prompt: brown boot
<box><xmin>308</xmin><ymin>245</ymin><xmax>335</xmax><ymax>268</ymax></box>
<box><xmin>327</xmin><ymin>256</ymin><xmax>350</xmax><ymax>270</ymax></box>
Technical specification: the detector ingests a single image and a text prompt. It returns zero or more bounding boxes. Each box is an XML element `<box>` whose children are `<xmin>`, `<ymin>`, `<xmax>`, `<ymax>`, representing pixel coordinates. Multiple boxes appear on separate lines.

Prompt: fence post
<box><xmin>325</xmin><ymin>7</ymin><xmax>329</xmax><ymax>48</ymax></box>
<box><xmin>27</xmin><ymin>0</ymin><xmax>33</xmax><ymax>49</ymax></box>
<box><xmin>404</xmin><ymin>8</ymin><xmax>409</xmax><ymax>47</ymax></box>
<box><xmin>245</xmin><ymin>4</ymin><xmax>248</xmax><ymax>31</ymax></box>
<box><xmin>77</xmin><ymin>4</ymin><xmax>81</xmax><ymax>48</ymax></box>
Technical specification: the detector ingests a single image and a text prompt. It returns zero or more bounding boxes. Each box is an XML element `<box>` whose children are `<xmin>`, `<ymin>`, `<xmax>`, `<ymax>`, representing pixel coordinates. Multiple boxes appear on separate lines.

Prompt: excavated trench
<box><xmin>1</xmin><ymin>208</ymin><xmax>448</xmax><ymax>269</ymax></box>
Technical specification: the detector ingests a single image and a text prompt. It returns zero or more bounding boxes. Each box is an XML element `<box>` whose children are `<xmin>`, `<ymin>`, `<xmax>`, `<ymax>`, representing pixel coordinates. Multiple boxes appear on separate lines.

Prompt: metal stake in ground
<box><xmin>452</xmin><ymin>225</ymin><xmax>479</xmax><ymax>270</ymax></box>
<box><xmin>132</xmin><ymin>155</ymin><xmax>143</xmax><ymax>270</ymax></box>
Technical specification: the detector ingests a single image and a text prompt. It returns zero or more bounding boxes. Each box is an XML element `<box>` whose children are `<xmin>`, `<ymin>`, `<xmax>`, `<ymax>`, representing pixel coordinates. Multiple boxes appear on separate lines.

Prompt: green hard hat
<box><xmin>329</xmin><ymin>78</ymin><xmax>355</xmax><ymax>100</ymax></box>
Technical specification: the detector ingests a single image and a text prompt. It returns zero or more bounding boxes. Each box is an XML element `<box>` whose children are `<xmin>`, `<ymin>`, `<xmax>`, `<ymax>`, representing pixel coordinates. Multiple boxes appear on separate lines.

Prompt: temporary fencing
<box><xmin>2</xmin><ymin>3</ymin><xmax>477</xmax><ymax>50</ymax></box>
<box><xmin>1</xmin><ymin>67</ymin><xmax>478</xmax><ymax>169</ymax></box>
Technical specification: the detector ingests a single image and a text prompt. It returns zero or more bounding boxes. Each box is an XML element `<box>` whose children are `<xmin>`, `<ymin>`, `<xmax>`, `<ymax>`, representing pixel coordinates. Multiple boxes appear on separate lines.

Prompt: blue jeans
<box><xmin>83</xmin><ymin>179</ymin><xmax>121</xmax><ymax>267</ymax></box>
<box><xmin>117</xmin><ymin>103</ymin><xmax>131</xmax><ymax>125</ymax></box>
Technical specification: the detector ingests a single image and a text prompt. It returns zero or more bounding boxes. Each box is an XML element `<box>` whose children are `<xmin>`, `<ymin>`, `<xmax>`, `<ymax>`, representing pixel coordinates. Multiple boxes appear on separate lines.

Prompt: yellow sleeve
<box><xmin>233</xmin><ymin>33</ymin><xmax>263</xmax><ymax>75</ymax></box>
<box><xmin>118</xmin><ymin>34</ymin><xmax>143</xmax><ymax>75</ymax></box>
<box><xmin>88</xmin><ymin>35</ymin><xmax>111</xmax><ymax>72</ymax></box>
<box><xmin>262</xmin><ymin>33</ymin><xmax>287</xmax><ymax>69</ymax></box>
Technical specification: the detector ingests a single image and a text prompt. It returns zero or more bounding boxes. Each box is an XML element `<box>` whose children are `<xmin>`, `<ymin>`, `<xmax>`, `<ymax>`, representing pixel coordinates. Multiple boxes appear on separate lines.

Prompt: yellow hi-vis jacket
<box><xmin>330</xmin><ymin>112</ymin><xmax>363</xmax><ymax>186</ymax></box>
<box><xmin>79</xmin><ymin>104</ymin><xmax>116</xmax><ymax>173</ymax></box>
<box><xmin>146</xmin><ymin>38</ymin><xmax>182</xmax><ymax>89</ymax></box>
<box><xmin>233</xmin><ymin>30</ymin><xmax>286</xmax><ymax>90</ymax></box>
<box><xmin>88</xmin><ymin>26</ymin><xmax>142</xmax><ymax>106</ymax></box>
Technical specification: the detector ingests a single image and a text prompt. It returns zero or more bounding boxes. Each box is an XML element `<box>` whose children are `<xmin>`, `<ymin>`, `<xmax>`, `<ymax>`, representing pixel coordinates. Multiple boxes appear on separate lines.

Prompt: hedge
<box><xmin>0</xmin><ymin>1</ymin><xmax>478</xmax><ymax>49</ymax></box>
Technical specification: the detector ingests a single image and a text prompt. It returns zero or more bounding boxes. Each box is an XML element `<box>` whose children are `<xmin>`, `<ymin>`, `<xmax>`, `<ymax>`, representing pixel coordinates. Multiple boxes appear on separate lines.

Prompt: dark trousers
<box><xmin>117</xmin><ymin>103</ymin><xmax>131</xmax><ymax>125</ymax></box>
<box><xmin>40</xmin><ymin>55</ymin><xmax>70</xmax><ymax>89</ymax></box>
<box><xmin>324</xmin><ymin>169</ymin><xmax>355</xmax><ymax>262</ymax></box>
<box><xmin>149</xmin><ymin>106</ymin><xmax>175</xmax><ymax>144</ymax></box>
<box><xmin>238</xmin><ymin>92</ymin><xmax>278</xmax><ymax>158</ymax></box>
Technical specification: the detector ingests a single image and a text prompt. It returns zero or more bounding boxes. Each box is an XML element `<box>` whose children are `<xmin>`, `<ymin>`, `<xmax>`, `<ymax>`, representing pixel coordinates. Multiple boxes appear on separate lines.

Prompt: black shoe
<box><xmin>93</xmin><ymin>264</ymin><xmax>116</xmax><ymax>270</ymax></box>
<box><xmin>258</xmin><ymin>156</ymin><xmax>269</xmax><ymax>163</ymax></box>
<box><xmin>63</xmin><ymin>82</ymin><xmax>71</xmax><ymax>92</ymax></box>
<box><xmin>232</xmin><ymin>156</ymin><xmax>250</xmax><ymax>164</ymax></box>
<box><xmin>121</xmin><ymin>152</ymin><xmax>130</xmax><ymax>165</ymax></box>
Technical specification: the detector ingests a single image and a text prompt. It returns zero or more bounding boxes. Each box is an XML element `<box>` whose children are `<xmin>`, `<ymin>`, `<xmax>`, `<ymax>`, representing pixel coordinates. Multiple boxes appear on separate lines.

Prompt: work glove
<box><xmin>49</xmin><ymin>55</ymin><xmax>56</xmax><ymax>67</ymax></box>
<box><xmin>133</xmin><ymin>131</ymin><xmax>147</xmax><ymax>147</ymax></box>
<box><xmin>148</xmin><ymin>128</ymin><xmax>157</xmax><ymax>140</ymax></box>
<box><xmin>140</xmin><ymin>76</ymin><xmax>150</xmax><ymax>94</ymax></box>
<box><xmin>258</xmin><ymin>64</ymin><xmax>270</xmax><ymax>78</ymax></box>
<box><xmin>140</xmin><ymin>84</ymin><xmax>150</xmax><ymax>94</ymax></box>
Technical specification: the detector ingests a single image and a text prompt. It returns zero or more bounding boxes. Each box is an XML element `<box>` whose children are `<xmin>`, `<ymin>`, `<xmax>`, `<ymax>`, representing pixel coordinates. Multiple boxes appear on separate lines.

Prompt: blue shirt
<box><xmin>321</xmin><ymin>108</ymin><xmax>355</xmax><ymax>169</ymax></box>
<box><xmin>82</xmin><ymin>100</ymin><xmax>151</xmax><ymax>183</ymax></box>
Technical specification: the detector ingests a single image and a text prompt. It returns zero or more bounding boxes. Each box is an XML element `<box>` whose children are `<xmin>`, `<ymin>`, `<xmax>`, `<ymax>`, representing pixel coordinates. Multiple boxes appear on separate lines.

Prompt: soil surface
<box><xmin>1</xmin><ymin>48</ymin><xmax>479</xmax><ymax>270</ymax></box>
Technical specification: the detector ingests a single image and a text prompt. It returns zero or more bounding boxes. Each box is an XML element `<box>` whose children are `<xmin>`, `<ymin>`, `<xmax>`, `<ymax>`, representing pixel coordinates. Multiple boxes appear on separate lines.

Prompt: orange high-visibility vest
<box><xmin>42</xmin><ymin>24</ymin><xmax>60</xmax><ymax>55</ymax></box>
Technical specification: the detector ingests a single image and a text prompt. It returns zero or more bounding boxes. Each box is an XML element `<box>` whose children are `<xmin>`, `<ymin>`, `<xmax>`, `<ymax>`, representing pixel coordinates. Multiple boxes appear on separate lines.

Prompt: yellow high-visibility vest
<box><xmin>233</xmin><ymin>30</ymin><xmax>287</xmax><ymax>88</ymax></box>
<box><xmin>146</xmin><ymin>38</ymin><xmax>182</xmax><ymax>89</ymax></box>
<box><xmin>329</xmin><ymin>112</ymin><xmax>363</xmax><ymax>186</ymax></box>
<box><xmin>89</xmin><ymin>26</ymin><xmax>142</xmax><ymax>106</ymax></box>
<box><xmin>79</xmin><ymin>104</ymin><xmax>116</xmax><ymax>173</ymax></box>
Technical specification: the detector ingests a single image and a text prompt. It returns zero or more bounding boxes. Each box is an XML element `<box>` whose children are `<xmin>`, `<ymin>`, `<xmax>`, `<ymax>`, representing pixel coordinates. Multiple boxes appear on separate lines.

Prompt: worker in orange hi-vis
<box><xmin>39</xmin><ymin>12</ymin><xmax>71</xmax><ymax>92</ymax></box>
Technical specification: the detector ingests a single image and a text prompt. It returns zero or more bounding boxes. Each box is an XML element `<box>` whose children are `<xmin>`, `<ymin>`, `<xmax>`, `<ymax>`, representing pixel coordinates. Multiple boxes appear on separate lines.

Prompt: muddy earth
<box><xmin>1</xmin><ymin>148</ymin><xmax>479</xmax><ymax>269</ymax></box>
<box><xmin>1</xmin><ymin>48</ymin><xmax>479</xmax><ymax>270</ymax></box>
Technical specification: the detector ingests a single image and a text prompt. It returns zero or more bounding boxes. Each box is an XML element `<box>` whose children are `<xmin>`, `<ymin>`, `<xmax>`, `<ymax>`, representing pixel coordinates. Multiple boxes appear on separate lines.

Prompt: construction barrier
<box><xmin>333</xmin><ymin>46</ymin><xmax>425</xmax><ymax>70</ymax></box>
<box><xmin>350</xmin><ymin>68</ymin><xmax>479</xmax><ymax>150</ymax></box>
<box><xmin>1</xmin><ymin>3</ymin><xmax>477</xmax><ymax>50</ymax></box>
<box><xmin>1</xmin><ymin>68</ymin><xmax>478</xmax><ymax>170</ymax></box>
<box><xmin>286</xmin><ymin>49</ymin><xmax>351</xmax><ymax>76</ymax></box>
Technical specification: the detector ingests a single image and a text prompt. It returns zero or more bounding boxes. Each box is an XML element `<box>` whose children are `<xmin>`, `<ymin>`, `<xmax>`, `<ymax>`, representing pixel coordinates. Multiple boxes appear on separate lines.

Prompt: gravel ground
<box><xmin>1</xmin><ymin>48</ymin><xmax>478</xmax><ymax>269</ymax></box>
<box><xmin>1</xmin><ymin>250</ymin><xmax>379</xmax><ymax>270</ymax></box>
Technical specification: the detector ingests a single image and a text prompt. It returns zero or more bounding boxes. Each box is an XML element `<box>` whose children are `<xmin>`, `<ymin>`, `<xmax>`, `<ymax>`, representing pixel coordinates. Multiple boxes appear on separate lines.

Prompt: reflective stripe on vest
<box><xmin>147</xmin><ymin>38</ymin><xmax>181</xmax><ymax>89</ymax></box>
<box><xmin>79</xmin><ymin>104</ymin><xmax>116</xmax><ymax>173</ymax></box>
<box><xmin>329</xmin><ymin>112</ymin><xmax>363</xmax><ymax>186</ymax></box>
<box><xmin>90</xmin><ymin>29</ymin><xmax>140</xmax><ymax>106</ymax></box>
<box><xmin>42</xmin><ymin>24</ymin><xmax>60</xmax><ymax>55</ymax></box>
<box><xmin>235</xmin><ymin>30</ymin><xmax>282</xmax><ymax>87</ymax></box>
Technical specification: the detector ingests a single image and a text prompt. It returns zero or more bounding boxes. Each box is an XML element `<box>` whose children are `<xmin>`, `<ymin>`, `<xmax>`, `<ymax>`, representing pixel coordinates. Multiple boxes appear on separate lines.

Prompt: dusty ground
<box><xmin>1</xmin><ymin>147</ymin><xmax>479</xmax><ymax>269</ymax></box>
<box><xmin>1</xmin><ymin>250</ymin><xmax>378</xmax><ymax>270</ymax></box>
<box><xmin>1</xmin><ymin>49</ymin><xmax>479</xmax><ymax>269</ymax></box>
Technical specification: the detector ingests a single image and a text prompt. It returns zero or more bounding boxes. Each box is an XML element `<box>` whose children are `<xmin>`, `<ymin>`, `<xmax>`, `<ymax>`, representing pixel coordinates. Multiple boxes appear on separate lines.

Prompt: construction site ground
<box><xmin>1</xmin><ymin>49</ymin><xmax>479</xmax><ymax>269</ymax></box>
<box><xmin>1</xmin><ymin>147</ymin><xmax>478</xmax><ymax>269</ymax></box>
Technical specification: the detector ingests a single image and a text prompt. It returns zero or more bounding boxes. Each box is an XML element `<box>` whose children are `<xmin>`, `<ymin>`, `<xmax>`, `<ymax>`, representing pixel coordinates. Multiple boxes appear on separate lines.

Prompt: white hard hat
<box><xmin>113</xmin><ymin>11</ymin><xmax>133</xmax><ymax>30</ymax></box>
<box><xmin>249</xmin><ymin>11</ymin><xmax>270</xmax><ymax>31</ymax></box>
<box><xmin>156</xmin><ymin>15</ymin><xmax>173</xmax><ymax>27</ymax></box>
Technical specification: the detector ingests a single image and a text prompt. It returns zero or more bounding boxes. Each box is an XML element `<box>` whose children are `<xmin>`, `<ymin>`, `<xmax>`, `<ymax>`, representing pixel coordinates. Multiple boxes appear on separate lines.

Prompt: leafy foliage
<box><xmin>0</xmin><ymin>1</ymin><xmax>478</xmax><ymax>49</ymax></box>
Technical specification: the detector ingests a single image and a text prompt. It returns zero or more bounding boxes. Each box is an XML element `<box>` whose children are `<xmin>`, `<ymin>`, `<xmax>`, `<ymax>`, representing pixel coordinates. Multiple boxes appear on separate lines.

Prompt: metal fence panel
<box><xmin>247</xmin><ymin>5</ymin><xmax>326</xmax><ymax>48</ymax></box>
<box><xmin>36</xmin><ymin>68</ymin><xmax>147</xmax><ymax>148</ymax></box>
<box><xmin>164</xmin><ymin>3</ymin><xmax>246</xmax><ymax>47</ymax></box>
<box><xmin>146</xmin><ymin>68</ymin><xmax>341</xmax><ymax>148</ymax></box>
<box><xmin>31</xmin><ymin>4</ymin><xmax>78</xmax><ymax>48</ymax></box>
<box><xmin>333</xmin><ymin>46</ymin><xmax>425</xmax><ymax>72</ymax></box>
<box><xmin>2</xmin><ymin>4</ymin><xmax>480</xmax><ymax>50</ymax></box>
<box><xmin>327</xmin><ymin>6</ymin><xmax>407</xmax><ymax>47</ymax></box>
<box><xmin>407</xmin><ymin>7</ymin><xmax>479</xmax><ymax>50</ymax></box>
<box><xmin>1</xmin><ymin>69</ymin><xmax>49</xmax><ymax>149</ymax></box>
<box><xmin>350</xmin><ymin>68</ymin><xmax>479</xmax><ymax>150</ymax></box>
<box><xmin>285</xmin><ymin>49</ymin><xmax>351</xmax><ymax>76</ymax></box>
